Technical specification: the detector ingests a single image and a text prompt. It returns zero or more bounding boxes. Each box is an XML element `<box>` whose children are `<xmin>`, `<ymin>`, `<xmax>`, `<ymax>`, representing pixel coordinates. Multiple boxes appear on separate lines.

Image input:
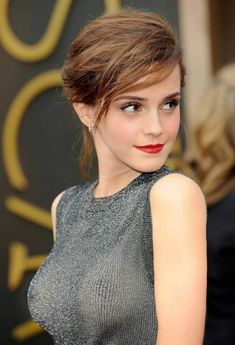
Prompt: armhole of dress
<box><xmin>54</xmin><ymin>185</ymin><xmax>78</xmax><ymax>241</ymax></box>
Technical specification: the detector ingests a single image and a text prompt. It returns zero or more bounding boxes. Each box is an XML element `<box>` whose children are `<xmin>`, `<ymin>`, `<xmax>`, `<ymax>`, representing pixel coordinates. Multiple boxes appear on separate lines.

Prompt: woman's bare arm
<box><xmin>51</xmin><ymin>191</ymin><xmax>65</xmax><ymax>242</ymax></box>
<box><xmin>150</xmin><ymin>173</ymin><xmax>207</xmax><ymax>345</ymax></box>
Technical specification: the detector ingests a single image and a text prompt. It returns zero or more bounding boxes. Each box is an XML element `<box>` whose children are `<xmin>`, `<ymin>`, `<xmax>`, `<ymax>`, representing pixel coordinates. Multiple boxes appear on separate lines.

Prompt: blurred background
<box><xmin>1</xmin><ymin>0</ymin><xmax>235</xmax><ymax>344</ymax></box>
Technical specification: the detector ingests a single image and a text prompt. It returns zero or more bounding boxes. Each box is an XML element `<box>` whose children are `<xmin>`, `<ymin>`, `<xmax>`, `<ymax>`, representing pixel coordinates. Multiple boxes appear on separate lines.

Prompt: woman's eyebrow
<box><xmin>113</xmin><ymin>92</ymin><xmax>181</xmax><ymax>103</ymax></box>
<box><xmin>113</xmin><ymin>95</ymin><xmax>147</xmax><ymax>102</ymax></box>
<box><xmin>162</xmin><ymin>92</ymin><xmax>181</xmax><ymax>100</ymax></box>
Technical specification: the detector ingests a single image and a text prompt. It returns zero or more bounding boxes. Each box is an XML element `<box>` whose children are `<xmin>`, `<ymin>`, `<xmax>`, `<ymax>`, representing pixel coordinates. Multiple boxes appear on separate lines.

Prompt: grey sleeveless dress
<box><xmin>27</xmin><ymin>165</ymin><xmax>181</xmax><ymax>344</ymax></box>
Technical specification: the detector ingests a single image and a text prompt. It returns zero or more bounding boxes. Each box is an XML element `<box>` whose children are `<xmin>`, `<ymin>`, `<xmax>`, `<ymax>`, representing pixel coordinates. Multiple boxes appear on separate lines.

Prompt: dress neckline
<box><xmin>86</xmin><ymin>165</ymin><xmax>167</xmax><ymax>210</ymax></box>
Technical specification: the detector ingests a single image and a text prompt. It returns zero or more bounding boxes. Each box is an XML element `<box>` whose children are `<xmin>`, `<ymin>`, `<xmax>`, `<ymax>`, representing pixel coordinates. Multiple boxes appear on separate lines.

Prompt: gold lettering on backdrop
<box><xmin>2</xmin><ymin>69</ymin><xmax>61</xmax><ymax>190</ymax></box>
<box><xmin>8</xmin><ymin>242</ymin><xmax>46</xmax><ymax>291</ymax></box>
<box><xmin>5</xmin><ymin>196</ymin><xmax>52</xmax><ymax>229</ymax></box>
<box><xmin>0</xmin><ymin>0</ymin><xmax>72</xmax><ymax>62</ymax></box>
<box><xmin>0</xmin><ymin>0</ymin><xmax>66</xmax><ymax>338</ymax></box>
<box><xmin>12</xmin><ymin>320</ymin><xmax>43</xmax><ymax>342</ymax></box>
<box><xmin>104</xmin><ymin>0</ymin><xmax>121</xmax><ymax>13</ymax></box>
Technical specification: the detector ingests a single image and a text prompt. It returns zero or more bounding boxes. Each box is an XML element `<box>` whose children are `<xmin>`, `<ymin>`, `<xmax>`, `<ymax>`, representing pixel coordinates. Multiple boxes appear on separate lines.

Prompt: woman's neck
<box><xmin>93</xmin><ymin>169</ymin><xmax>141</xmax><ymax>198</ymax></box>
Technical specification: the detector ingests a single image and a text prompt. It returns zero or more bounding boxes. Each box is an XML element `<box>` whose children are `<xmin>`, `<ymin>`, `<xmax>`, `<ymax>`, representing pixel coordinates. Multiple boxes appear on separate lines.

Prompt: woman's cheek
<box><xmin>110</xmin><ymin>117</ymin><xmax>137</xmax><ymax>141</ymax></box>
<box><xmin>167</xmin><ymin>113</ymin><xmax>180</xmax><ymax>137</ymax></box>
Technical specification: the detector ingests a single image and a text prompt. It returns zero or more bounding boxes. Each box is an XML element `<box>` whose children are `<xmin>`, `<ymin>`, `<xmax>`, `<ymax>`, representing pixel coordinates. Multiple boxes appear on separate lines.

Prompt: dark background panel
<box><xmin>209</xmin><ymin>0</ymin><xmax>235</xmax><ymax>72</ymax></box>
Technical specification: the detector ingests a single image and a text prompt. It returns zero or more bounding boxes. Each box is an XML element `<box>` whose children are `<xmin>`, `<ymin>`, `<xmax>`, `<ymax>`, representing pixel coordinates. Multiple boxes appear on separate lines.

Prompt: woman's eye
<box><xmin>162</xmin><ymin>99</ymin><xmax>179</xmax><ymax>111</ymax></box>
<box><xmin>120</xmin><ymin>102</ymin><xmax>141</xmax><ymax>112</ymax></box>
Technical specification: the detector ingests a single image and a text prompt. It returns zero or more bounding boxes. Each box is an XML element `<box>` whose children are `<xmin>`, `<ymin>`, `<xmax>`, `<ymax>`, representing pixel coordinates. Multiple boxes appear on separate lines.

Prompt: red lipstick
<box><xmin>135</xmin><ymin>144</ymin><xmax>164</xmax><ymax>154</ymax></box>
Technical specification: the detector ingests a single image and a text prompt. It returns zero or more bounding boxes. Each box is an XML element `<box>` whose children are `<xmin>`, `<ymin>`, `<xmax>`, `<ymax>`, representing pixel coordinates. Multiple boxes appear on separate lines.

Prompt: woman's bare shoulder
<box><xmin>149</xmin><ymin>171</ymin><xmax>207</xmax><ymax>241</ymax></box>
<box><xmin>150</xmin><ymin>171</ymin><xmax>206</xmax><ymax>206</ymax></box>
<box><xmin>149</xmin><ymin>172</ymin><xmax>207</xmax><ymax>343</ymax></box>
<box><xmin>149</xmin><ymin>171</ymin><xmax>207</xmax><ymax>242</ymax></box>
<box><xmin>51</xmin><ymin>191</ymin><xmax>66</xmax><ymax>241</ymax></box>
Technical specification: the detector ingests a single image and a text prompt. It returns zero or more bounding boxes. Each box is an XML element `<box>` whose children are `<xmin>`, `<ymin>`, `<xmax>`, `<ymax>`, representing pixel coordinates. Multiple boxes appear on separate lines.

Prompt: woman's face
<box><xmin>92</xmin><ymin>64</ymin><xmax>181</xmax><ymax>175</ymax></box>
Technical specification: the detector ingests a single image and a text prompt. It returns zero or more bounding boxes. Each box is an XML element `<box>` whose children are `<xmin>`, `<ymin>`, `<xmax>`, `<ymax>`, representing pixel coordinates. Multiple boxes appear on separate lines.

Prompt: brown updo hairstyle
<box><xmin>62</xmin><ymin>8</ymin><xmax>185</xmax><ymax>177</ymax></box>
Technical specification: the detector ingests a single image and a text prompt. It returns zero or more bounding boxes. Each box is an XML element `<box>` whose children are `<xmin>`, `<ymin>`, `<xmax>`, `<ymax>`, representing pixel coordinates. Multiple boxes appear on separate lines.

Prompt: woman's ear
<box><xmin>72</xmin><ymin>102</ymin><xmax>93</xmax><ymax>128</ymax></box>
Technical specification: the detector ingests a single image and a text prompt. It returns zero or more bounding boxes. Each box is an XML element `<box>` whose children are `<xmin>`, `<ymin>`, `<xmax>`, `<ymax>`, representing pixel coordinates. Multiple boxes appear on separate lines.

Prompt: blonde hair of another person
<box><xmin>182</xmin><ymin>63</ymin><xmax>235</xmax><ymax>206</ymax></box>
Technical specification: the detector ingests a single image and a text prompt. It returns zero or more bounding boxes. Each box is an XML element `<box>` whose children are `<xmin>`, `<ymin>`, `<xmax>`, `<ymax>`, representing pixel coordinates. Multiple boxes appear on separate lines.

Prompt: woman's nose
<box><xmin>143</xmin><ymin>111</ymin><xmax>163</xmax><ymax>136</ymax></box>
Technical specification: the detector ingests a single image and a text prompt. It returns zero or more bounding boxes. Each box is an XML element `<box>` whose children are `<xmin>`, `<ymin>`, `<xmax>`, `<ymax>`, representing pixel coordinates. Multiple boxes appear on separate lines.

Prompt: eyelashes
<box><xmin>120</xmin><ymin>99</ymin><xmax>180</xmax><ymax>113</ymax></box>
<box><xmin>162</xmin><ymin>99</ymin><xmax>180</xmax><ymax>111</ymax></box>
<box><xmin>120</xmin><ymin>102</ymin><xmax>141</xmax><ymax>112</ymax></box>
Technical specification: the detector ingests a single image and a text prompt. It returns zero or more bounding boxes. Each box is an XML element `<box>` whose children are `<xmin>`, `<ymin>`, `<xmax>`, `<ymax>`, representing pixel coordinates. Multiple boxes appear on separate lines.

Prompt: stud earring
<box><xmin>88</xmin><ymin>122</ymin><xmax>93</xmax><ymax>133</ymax></box>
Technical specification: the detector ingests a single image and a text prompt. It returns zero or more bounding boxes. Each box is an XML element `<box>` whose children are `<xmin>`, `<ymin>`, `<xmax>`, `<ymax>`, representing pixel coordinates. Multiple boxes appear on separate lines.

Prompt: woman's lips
<box><xmin>135</xmin><ymin>144</ymin><xmax>164</xmax><ymax>154</ymax></box>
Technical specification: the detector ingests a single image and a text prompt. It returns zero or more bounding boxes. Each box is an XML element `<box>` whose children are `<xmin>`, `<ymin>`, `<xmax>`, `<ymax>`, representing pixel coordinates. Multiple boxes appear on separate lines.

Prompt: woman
<box><xmin>27</xmin><ymin>9</ymin><xmax>207</xmax><ymax>345</ymax></box>
<box><xmin>182</xmin><ymin>64</ymin><xmax>235</xmax><ymax>344</ymax></box>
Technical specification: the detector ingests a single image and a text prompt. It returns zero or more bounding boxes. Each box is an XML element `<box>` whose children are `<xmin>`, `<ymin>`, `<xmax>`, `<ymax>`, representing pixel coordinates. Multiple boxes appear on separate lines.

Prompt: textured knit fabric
<box><xmin>27</xmin><ymin>165</ymin><xmax>182</xmax><ymax>345</ymax></box>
